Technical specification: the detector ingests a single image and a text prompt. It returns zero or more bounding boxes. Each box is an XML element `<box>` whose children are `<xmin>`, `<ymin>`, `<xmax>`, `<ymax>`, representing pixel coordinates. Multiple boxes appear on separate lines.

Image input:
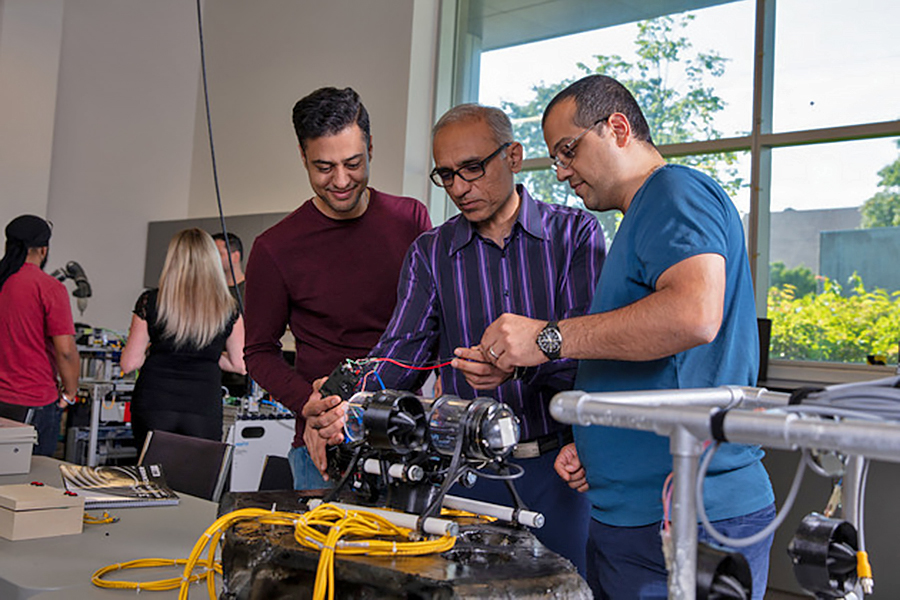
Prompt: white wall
<box><xmin>0</xmin><ymin>0</ymin><xmax>440</xmax><ymax>331</ymax></box>
<box><xmin>45</xmin><ymin>0</ymin><xmax>202</xmax><ymax>330</ymax></box>
<box><xmin>187</xmin><ymin>0</ymin><xmax>438</xmax><ymax>217</ymax></box>
<box><xmin>0</xmin><ymin>0</ymin><xmax>64</xmax><ymax>220</ymax></box>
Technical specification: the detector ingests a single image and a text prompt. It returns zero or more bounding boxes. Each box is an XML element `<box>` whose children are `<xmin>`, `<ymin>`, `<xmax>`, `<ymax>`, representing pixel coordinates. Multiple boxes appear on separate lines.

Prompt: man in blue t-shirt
<box><xmin>476</xmin><ymin>75</ymin><xmax>775</xmax><ymax>599</ymax></box>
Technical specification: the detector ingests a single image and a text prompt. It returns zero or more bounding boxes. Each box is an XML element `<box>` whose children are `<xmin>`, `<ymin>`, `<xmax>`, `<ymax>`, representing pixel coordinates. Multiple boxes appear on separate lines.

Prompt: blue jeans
<box><xmin>288</xmin><ymin>445</ymin><xmax>334</xmax><ymax>491</ymax></box>
<box><xmin>587</xmin><ymin>504</ymin><xmax>775</xmax><ymax>600</ymax></box>
<box><xmin>29</xmin><ymin>401</ymin><xmax>63</xmax><ymax>457</ymax></box>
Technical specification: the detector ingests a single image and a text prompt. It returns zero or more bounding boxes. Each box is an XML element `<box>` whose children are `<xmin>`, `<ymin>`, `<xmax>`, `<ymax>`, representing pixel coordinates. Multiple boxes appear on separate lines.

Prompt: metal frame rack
<box><xmin>550</xmin><ymin>385</ymin><xmax>900</xmax><ymax>600</ymax></box>
<box><xmin>68</xmin><ymin>345</ymin><xmax>136</xmax><ymax>466</ymax></box>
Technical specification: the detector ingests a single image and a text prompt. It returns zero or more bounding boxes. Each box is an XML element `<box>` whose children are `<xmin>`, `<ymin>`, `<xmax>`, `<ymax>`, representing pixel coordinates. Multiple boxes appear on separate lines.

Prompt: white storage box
<box><xmin>227</xmin><ymin>416</ymin><xmax>294</xmax><ymax>492</ymax></box>
<box><xmin>0</xmin><ymin>483</ymin><xmax>84</xmax><ymax>540</ymax></box>
<box><xmin>0</xmin><ymin>417</ymin><xmax>37</xmax><ymax>475</ymax></box>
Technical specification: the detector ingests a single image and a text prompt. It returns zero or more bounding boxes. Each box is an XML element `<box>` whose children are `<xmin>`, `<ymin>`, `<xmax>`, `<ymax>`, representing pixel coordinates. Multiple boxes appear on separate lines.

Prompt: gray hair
<box><xmin>433</xmin><ymin>104</ymin><xmax>514</xmax><ymax>146</ymax></box>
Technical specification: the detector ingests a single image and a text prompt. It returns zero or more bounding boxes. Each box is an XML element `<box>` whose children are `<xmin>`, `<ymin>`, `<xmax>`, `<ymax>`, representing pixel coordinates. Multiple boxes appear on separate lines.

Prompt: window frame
<box><xmin>437</xmin><ymin>0</ymin><xmax>900</xmax><ymax>386</ymax></box>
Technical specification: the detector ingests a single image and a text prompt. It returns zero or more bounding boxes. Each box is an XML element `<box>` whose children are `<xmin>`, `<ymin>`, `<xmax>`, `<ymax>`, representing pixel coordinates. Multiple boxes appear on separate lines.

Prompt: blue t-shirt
<box><xmin>574</xmin><ymin>164</ymin><xmax>774</xmax><ymax>526</ymax></box>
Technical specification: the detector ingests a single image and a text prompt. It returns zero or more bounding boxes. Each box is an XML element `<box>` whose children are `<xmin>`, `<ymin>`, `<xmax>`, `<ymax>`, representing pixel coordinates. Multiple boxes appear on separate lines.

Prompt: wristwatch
<box><xmin>536</xmin><ymin>321</ymin><xmax>562</xmax><ymax>361</ymax></box>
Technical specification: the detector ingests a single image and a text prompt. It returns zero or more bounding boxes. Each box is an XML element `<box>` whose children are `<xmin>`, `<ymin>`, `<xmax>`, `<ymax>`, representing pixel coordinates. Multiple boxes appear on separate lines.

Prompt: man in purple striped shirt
<box><xmin>306</xmin><ymin>104</ymin><xmax>606</xmax><ymax>575</ymax></box>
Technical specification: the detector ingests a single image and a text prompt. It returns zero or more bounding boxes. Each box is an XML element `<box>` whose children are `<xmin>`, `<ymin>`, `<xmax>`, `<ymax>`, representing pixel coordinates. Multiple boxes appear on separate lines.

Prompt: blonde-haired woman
<box><xmin>121</xmin><ymin>228</ymin><xmax>245</xmax><ymax>450</ymax></box>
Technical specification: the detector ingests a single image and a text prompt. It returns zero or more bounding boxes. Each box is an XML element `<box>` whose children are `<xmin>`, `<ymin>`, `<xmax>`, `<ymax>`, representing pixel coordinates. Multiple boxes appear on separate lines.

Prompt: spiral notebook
<box><xmin>59</xmin><ymin>463</ymin><xmax>180</xmax><ymax>509</ymax></box>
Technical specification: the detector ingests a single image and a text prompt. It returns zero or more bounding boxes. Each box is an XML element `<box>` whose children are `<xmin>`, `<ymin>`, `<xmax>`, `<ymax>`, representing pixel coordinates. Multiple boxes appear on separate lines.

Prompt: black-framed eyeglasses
<box><xmin>430</xmin><ymin>142</ymin><xmax>512</xmax><ymax>188</ymax></box>
<box><xmin>551</xmin><ymin>116</ymin><xmax>609</xmax><ymax>172</ymax></box>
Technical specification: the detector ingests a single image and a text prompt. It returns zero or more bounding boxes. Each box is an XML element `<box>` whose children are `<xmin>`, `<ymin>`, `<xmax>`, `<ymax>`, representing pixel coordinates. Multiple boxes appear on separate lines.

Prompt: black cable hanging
<box><xmin>194</xmin><ymin>0</ymin><xmax>244</xmax><ymax>317</ymax></box>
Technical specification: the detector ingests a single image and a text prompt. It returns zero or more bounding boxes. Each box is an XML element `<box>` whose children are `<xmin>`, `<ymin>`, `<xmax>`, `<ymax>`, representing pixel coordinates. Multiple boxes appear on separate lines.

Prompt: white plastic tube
<box><xmin>442</xmin><ymin>494</ymin><xmax>544</xmax><ymax>529</ymax></box>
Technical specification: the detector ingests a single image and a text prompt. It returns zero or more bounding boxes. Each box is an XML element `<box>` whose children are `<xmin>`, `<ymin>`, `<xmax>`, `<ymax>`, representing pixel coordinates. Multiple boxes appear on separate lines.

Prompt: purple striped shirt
<box><xmin>369</xmin><ymin>185</ymin><xmax>606</xmax><ymax>441</ymax></box>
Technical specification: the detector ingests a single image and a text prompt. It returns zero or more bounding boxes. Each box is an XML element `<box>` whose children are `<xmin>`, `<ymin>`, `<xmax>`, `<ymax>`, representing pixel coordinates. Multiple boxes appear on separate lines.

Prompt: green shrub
<box><xmin>768</xmin><ymin>274</ymin><xmax>900</xmax><ymax>364</ymax></box>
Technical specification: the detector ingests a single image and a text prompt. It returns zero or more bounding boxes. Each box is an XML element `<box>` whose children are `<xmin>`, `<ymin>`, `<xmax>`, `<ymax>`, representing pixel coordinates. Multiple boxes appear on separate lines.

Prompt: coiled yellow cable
<box><xmin>91</xmin><ymin>503</ymin><xmax>457</xmax><ymax>600</ymax></box>
<box><xmin>91</xmin><ymin>558</ymin><xmax>220</xmax><ymax>592</ymax></box>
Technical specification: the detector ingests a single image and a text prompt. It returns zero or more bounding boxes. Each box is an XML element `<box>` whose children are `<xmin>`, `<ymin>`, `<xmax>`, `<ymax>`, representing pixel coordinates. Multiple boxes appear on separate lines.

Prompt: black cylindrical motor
<box><xmin>787</xmin><ymin>513</ymin><xmax>858</xmax><ymax>598</ymax></box>
<box><xmin>696</xmin><ymin>542</ymin><xmax>752</xmax><ymax>600</ymax></box>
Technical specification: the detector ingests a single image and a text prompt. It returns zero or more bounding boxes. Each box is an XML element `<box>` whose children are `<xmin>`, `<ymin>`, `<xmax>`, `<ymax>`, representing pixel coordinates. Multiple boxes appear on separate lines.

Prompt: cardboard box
<box><xmin>0</xmin><ymin>417</ymin><xmax>37</xmax><ymax>475</ymax></box>
<box><xmin>0</xmin><ymin>484</ymin><xmax>84</xmax><ymax>540</ymax></box>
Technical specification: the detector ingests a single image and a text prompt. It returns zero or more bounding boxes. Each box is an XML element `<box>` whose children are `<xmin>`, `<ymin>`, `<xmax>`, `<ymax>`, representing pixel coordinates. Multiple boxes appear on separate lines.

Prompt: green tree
<box><xmin>769</xmin><ymin>261</ymin><xmax>817</xmax><ymax>297</ymax></box>
<box><xmin>501</xmin><ymin>15</ymin><xmax>743</xmax><ymax>246</ymax></box>
<box><xmin>860</xmin><ymin>139</ymin><xmax>900</xmax><ymax>228</ymax></box>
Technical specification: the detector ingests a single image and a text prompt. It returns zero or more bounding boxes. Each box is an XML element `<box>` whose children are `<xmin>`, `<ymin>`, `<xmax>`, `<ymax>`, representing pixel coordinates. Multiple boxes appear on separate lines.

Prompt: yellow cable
<box><xmin>102</xmin><ymin>391</ymin><xmax>117</xmax><ymax>410</ymax></box>
<box><xmin>440</xmin><ymin>507</ymin><xmax>496</xmax><ymax>522</ymax></box>
<box><xmin>857</xmin><ymin>551</ymin><xmax>874</xmax><ymax>594</ymax></box>
<box><xmin>91</xmin><ymin>558</ymin><xmax>220</xmax><ymax>592</ymax></box>
<box><xmin>83</xmin><ymin>511</ymin><xmax>119</xmax><ymax>525</ymax></box>
<box><xmin>91</xmin><ymin>504</ymin><xmax>457</xmax><ymax>600</ymax></box>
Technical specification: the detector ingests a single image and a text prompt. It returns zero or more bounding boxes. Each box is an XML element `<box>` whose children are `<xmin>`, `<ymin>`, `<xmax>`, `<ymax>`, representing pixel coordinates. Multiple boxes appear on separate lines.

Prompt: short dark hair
<box><xmin>292</xmin><ymin>87</ymin><xmax>371</xmax><ymax>151</ymax></box>
<box><xmin>212</xmin><ymin>232</ymin><xmax>243</xmax><ymax>261</ymax></box>
<box><xmin>544</xmin><ymin>75</ymin><xmax>655</xmax><ymax>146</ymax></box>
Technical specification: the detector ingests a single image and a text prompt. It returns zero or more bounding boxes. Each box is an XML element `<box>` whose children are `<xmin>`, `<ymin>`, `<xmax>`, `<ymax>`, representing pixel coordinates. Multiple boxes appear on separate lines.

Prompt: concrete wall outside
<box><xmin>820</xmin><ymin>226</ymin><xmax>900</xmax><ymax>292</ymax></box>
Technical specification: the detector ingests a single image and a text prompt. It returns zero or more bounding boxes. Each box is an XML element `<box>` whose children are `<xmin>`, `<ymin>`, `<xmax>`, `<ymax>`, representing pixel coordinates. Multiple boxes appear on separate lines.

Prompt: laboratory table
<box><xmin>0</xmin><ymin>456</ymin><xmax>218</xmax><ymax>600</ymax></box>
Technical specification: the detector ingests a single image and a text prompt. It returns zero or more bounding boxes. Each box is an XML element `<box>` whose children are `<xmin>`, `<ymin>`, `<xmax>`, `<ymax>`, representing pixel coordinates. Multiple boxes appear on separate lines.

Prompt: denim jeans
<box><xmin>587</xmin><ymin>503</ymin><xmax>776</xmax><ymax>600</ymax></box>
<box><xmin>288</xmin><ymin>445</ymin><xmax>334</xmax><ymax>491</ymax></box>
<box><xmin>29</xmin><ymin>401</ymin><xmax>63</xmax><ymax>457</ymax></box>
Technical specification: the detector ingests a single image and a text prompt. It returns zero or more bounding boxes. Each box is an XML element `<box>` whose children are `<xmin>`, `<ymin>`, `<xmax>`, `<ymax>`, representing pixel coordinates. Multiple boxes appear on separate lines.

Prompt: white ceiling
<box><xmin>473</xmin><ymin>0</ymin><xmax>739</xmax><ymax>50</ymax></box>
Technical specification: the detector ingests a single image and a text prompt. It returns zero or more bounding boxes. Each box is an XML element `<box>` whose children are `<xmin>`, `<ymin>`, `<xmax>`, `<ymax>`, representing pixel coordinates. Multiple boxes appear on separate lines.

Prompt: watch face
<box><xmin>537</xmin><ymin>322</ymin><xmax>562</xmax><ymax>359</ymax></box>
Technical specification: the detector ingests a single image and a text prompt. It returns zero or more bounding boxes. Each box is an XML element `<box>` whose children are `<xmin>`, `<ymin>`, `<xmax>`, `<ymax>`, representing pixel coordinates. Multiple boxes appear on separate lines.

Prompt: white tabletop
<box><xmin>0</xmin><ymin>456</ymin><xmax>218</xmax><ymax>600</ymax></box>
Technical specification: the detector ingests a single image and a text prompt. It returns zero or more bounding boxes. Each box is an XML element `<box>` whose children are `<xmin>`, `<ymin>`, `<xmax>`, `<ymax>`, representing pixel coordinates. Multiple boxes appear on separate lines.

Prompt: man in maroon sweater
<box><xmin>243</xmin><ymin>87</ymin><xmax>431</xmax><ymax>489</ymax></box>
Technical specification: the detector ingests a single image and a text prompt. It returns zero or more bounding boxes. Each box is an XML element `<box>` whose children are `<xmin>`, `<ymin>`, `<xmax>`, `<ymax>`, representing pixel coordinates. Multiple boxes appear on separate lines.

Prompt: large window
<box><xmin>439</xmin><ymin>0</ymin><xmax>900</xmax><ymax>377</ymax></box>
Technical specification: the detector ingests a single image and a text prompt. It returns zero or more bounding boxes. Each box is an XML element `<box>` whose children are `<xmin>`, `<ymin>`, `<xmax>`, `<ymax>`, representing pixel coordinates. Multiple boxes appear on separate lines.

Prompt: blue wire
<box><xmin>373</xmin><ymin>371</ymin><xmax>386</xmax><ymax>390</ymax></box>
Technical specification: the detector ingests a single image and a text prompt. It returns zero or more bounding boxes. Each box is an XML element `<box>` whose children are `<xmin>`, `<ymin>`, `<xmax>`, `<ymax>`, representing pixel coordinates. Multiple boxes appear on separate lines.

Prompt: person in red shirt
<box><xmin>243</xmin><ymin>87</ymin><xmax>431</xmax><ymax>490</ymax></box>
<box><xmin>0</xmin><ymin>215</ymin><xmax>80</xmax><ymax>456</ymax></box>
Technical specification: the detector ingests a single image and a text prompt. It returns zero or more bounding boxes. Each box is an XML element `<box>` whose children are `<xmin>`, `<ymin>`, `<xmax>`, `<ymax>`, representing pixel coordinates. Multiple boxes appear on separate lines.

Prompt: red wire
<box><xmin>367</xmin><ymin>357</ymin><xmax>453</xmax><ymax>371</ymax></box>
<box><xmin>662</xmin><ymin>472</ymin><xmax>674</xmax><ymax>533</ymax></box>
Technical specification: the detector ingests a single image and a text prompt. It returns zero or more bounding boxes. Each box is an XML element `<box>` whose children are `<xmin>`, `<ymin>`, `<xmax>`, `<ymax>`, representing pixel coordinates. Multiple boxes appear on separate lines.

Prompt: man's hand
<box><xmin>302</xmin><ymin>377</ymin><xmax>347</xmax><ymax>444</ymax></box>
<box><xmin>451</xmin><ymin>346</ymin><xmax>514</xmax><ymax>390</ymax></box>
<box><xmin>479</xmin><ymin>313</ymin><xmax>549</xmax><ymax>371</ymax></box>
<box><xmin>57</xmin><ymin>390</ymin><xmax>75</xmax><ymax>409</ymax></box>
<box><xmin>302</xmin><ymin>420</ymin><xmax>331</xmax><ymax>479</ymax></box>
<box><xmin>301</xmin><ymin>377</ymin><xmax>348</xmax><ymax>477</ymax></box>
<box><xmin>554</xmin><ymin>443</ymin><xmax>588</xmax><ymax>492</ymax></box>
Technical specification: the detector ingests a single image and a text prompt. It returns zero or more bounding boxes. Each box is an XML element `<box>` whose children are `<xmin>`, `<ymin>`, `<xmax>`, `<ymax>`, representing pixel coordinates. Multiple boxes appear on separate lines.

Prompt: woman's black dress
<box><xmin>130</xmin><ymin>289</ymin><xmax>236</xmax><ymax>449</ymax></box>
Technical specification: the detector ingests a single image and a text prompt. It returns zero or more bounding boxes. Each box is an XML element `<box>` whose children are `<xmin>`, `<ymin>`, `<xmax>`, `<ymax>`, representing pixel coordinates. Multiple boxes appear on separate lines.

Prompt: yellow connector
<box><xmin>857</xmin><ymin>551</ymin><xmax>874</xmax><ymax>595</ymax></box>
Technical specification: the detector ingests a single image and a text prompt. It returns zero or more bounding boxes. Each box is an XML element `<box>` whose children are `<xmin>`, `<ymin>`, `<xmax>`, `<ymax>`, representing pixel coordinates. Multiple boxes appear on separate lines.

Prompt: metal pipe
<box><xmin>723</xmin><ymin>413</ymin><xmax>900</xmax><ymax>462</ymax></box>
<box><xmin>552</xmin><ymin>394</ymin><xmax>900</xmax><ymax>463</ymax></box>
<box><xmin>669</xmin><ymin>426</ymin><xmax>703</xmax><ymax>600</ymax></box>
<box><xmin>87</xmin><ymin>385</ymin><xmax>102</xmax><ymax>467</ymax></box>
<box><xmin>551</xmin><ymin>386</ymin><xmax>788</xmax><ymax>415</ymax></box>
<box><xmin>842</xmin><ymin>455</ymin><xmax>864</xmax><ymax>529</ymax></box>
